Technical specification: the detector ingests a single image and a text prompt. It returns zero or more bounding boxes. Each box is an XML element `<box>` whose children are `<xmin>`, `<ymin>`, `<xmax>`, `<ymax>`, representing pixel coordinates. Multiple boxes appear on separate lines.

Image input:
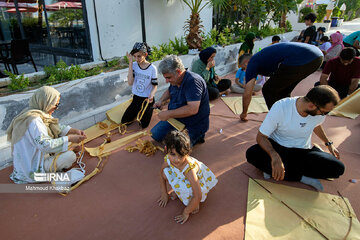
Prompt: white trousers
<box><xmin>43</xmin><ymin>151</ymin><xmax>76</xmax><ymax>172</ymax></box>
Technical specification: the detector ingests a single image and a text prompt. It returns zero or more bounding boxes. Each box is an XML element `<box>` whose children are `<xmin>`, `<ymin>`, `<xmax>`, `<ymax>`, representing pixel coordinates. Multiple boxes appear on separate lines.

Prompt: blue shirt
<box><xmin>245</xmin><ymin>42</ymin><xmax>323</xmax><ymax>83</ymax></box>
<box><xmin>168</xmin><ymin>71</ymin><xmax>210</xmax><ymax>133</ymax></box>
<box><xmin>343</xmin><ymin>31</ymin><xmax>360</xmax><ymax>46</ymax></box>
<box><xmin>235</xmin><ymin>68</ymin><xmax>246</xmax><ymax>84</ymax></box>
<box><xmin>236</xmin><ymin>68</ymin><xmax>261</xmax><ymax>84</ymax></box>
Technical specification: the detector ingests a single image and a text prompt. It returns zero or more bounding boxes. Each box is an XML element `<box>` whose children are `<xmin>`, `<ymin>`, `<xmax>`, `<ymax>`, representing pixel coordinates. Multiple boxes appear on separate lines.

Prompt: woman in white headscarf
<box><xmin>7</xmin><ymin>86</ymin><xmax>86</xmax><ymax>183</ymax></box>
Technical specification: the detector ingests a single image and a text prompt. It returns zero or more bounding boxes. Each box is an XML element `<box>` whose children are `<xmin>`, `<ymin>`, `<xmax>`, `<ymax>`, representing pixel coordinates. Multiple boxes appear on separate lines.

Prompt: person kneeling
<box><xmin>246</xmin><ymin>86</ymin><xmax>344</xmax><ymax>191</ymax></box>
<box><xmin>7</xmin><ymin>86</ymin><xmax>87</xmax><ymax>184</ymax></box>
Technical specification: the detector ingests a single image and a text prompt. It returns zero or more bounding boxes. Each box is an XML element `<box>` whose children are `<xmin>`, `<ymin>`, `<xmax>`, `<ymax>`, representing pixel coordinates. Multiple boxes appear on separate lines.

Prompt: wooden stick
<box><xmin>337</xmin><ymin>191</ymin><xmax>353</xmax><ymax>240</ymax></box>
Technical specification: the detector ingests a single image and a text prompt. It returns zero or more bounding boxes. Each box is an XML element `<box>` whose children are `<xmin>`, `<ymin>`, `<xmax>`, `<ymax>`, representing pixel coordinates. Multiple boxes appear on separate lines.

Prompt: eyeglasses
<box><xmin>314</xmin><ymin>103</ymin><xmax>329</xmax><ymax>116</ymax></box>
<box><xmin>54</xmin><ymin>102</ymin><xmax>60</xmax><ymax>110</ymax></box>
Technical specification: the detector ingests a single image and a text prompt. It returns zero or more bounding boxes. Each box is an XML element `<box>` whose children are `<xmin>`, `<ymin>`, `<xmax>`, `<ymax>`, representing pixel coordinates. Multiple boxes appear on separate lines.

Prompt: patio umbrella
<box><xmin>0</xmin><ymin>2</ymin><xmax>36</xmax><ymax>8</ymax></box>
<box><xmin>6</xmin><ymin>7</ymin><xmax>37</xmax><ymax>13</ymax></box>
<box><xmin>45</xmin><ymin>1</ymin><xmax>81</xmax><ymax>11</ymax></box>
<box><xmin>3</xmin><ymin>0</ymin><xmax>38</xmax><ymax>3</ymax></box>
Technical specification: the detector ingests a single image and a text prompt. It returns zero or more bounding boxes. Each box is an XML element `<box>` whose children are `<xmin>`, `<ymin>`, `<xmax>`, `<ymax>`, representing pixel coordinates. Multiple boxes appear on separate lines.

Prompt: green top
<box><xmin>191</xmin><ymin>58</ymin><xmax>216</xmax><ymax>87</ymax></box>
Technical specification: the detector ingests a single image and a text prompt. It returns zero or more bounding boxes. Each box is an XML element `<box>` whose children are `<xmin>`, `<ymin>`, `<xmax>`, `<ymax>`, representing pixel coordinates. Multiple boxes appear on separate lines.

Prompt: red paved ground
<box><xmin>0</xmin><ymin>70</ymin><xmax>359</xmax><ymax>240</ymax></box>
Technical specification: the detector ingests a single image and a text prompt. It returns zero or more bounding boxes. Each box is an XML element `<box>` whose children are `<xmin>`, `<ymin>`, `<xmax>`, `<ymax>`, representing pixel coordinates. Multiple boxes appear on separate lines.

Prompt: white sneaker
<box><xmin>53</xmin><ymin>168</ymin><xmax>85</xmax><ymax>193</ymax></box>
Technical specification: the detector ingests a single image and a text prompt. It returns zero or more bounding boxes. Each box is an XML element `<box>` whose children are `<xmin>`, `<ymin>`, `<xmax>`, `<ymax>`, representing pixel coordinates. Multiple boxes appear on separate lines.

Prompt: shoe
<box><xmin>53</xmin><ymin>168</ymin><xmax>85</xmax><ymax>193</ymax></box>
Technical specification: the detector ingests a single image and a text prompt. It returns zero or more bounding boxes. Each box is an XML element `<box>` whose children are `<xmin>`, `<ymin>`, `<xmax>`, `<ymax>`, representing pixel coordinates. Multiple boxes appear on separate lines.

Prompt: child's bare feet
<box><xmin>170</xmin><ymin>191</ymin><xmax>178</xmax><ymax>200</ymax></box>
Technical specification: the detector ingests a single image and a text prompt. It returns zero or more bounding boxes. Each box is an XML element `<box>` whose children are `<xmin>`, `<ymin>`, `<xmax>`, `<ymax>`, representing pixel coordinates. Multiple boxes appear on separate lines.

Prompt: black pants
<box><xmin>262</xmin><ymin>56</ymin><xmax>323</xmax><ymax>109</ymax></box>
<box><xmin>121</xmin><ymin>95</ymin><xmax>154</xmax><ymax>128</ymax></box>
<box><xmin>246</xmin><ymin>139</ymin><xmax>344</xmax><ymax>181</ymax></box>
<box><xmin>208</xmin><ymin>79</ymin><xmax>232</xmax><ymax>101</ymax></box>
<box><xmin>314</xmin><ymin>81</ymin><xmax>360</xmax><ymax>99</ymax></box>
<box><xmin>344</xmin><ymin>42</ymin><xmax>360</xmax><ymax>56</ymax></box>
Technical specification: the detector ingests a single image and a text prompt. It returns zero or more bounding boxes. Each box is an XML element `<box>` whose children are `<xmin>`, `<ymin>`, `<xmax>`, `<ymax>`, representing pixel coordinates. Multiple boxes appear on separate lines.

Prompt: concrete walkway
<box><xmin>327</xmin><ymin>18</ymin><xmax>360</xmax><ymax>36</ymax></box>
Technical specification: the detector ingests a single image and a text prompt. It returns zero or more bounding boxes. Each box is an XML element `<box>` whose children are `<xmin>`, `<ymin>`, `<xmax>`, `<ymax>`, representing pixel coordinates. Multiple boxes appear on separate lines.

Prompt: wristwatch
<box><xmin>325</xmin><ymin>141</ymin><xmax>333</xmax><ymax>146</ymax></box>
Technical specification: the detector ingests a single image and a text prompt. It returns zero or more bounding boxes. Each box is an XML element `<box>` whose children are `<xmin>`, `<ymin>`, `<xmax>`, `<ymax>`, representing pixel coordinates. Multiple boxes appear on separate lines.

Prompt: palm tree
<box><xmin>171</xmin><ymin>0</ymin><xmax>227</xmax><ymax>50</ymax></box>
<box><xmin>272</xmin><ymin>0</ymin><xmax>302</xmax><ymax>29</ymax></box>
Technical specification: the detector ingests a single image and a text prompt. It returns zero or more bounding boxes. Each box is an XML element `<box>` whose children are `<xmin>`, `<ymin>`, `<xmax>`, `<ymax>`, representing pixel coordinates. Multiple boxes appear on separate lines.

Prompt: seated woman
<box><xmin>6</xmin><ymin>86</ymin><xmax>86</xmax><ymax>184</ymax></box>
<box><xmin>231</xmin><ymin>54</ymin><xmax>262</xmax><ymax>94</ymax></box>
<box><xmin>322</xmin><ymin>31</ymin><xmax>344</xmax><ymax>68</ymax></box>
<box><xmin>191</xmin><ymin>47</ymin><xmax>231</xmax><ymax>101</ymax></box>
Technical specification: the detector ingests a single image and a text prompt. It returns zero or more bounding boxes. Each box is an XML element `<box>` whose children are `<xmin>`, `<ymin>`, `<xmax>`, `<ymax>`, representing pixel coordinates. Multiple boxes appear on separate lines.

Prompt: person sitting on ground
<box><xmin>298</xmin><ymin>13</ymin><xmax>317</xmax><ymax>44</ymax></box>
<box><xmin>318</xmin><ymin>36</ymin><xmax>331</xmax><ymax>52</ymax></box>
<box><xmin>246</xmin><ymin>86</ymin><xmax>344</xmax><ymax>191</ymax></box>
<box><xmin>294</xmin><ymin>30</ymin><xmax>305</xmax><ymax>42</ymax></box>
<box><xmin>343</xmin><ymin>30</ymin><xmax>360</xmax><ymax>56</ymax></box>
<box><xmin>322</xmin><ymin>31</ymin><xmax>344</xmax><ymax>68</ymax></box>
<box><xmin>240</xmin><ymin>42</ymin><xmax>323</xmax><ymax>121</ymax></box>
<box><xmin>158</xmin><ymin>130</ymin><xmax>217</xmax><ymax>224</ymax></box>
<box><xmin>191</xmin><ymin>47</ymin><xmax>231</xmax><ymax>101</ymax></box>
<box><xmin>151</xmin><ymin>55</ymin><xmax>210</xmax><ymax>146</ymax></box>
<box><xmin>312</xmin><ymin>27</ymin><xmax>326</xmax><ymax>46</ymax></box>
<box><xmin>6</xmin><ymin>86</ymin><xmax>87</xmax><ymax>184</ymax></box>
<box><xmin>122</xmin><ymin>42</ymin><xmax>158</xmax><ymax>128</ymax></box>
<box><xmin>316</xmin><ymin>48</ymin><xmax>360</xmax><ymax>99</ymax></box>
<box><xmin>238</xmin><ymin>32</ymin><xmax>256</xmax><ymax>67</ymax></box>
<box><xmin>230</xmin><ymin>54</ymin><xmax>262</xmax><ymax>94</ymax></box>
<box><xmin>270</xmin><ymin>35</ymin><xmax>281</xmax><ymax>45</ymax></box>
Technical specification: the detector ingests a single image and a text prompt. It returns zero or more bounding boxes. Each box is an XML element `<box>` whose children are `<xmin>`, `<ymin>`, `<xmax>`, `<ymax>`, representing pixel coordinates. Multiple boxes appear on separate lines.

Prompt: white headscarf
<box><xmin>6</xmin><ymin>86</ymin><xmax>62</xmax><ymax>147</ymax></box>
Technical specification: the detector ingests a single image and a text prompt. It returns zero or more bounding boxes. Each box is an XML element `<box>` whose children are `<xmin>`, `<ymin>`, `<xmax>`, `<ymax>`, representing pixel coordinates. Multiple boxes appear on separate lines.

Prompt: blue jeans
<box><xmin>151</xmin><ymin>121</ymin><xmax>205</xmax><ymax>146</ymax></box>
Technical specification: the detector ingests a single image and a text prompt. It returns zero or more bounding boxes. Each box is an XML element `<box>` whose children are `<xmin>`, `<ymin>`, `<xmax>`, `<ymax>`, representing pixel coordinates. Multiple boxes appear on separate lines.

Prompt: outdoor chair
<box><xmin>0</xmin><ymin>43</ymin><xmax>11</xmax><ymax>72</ymax></box>
<box><xmin>5</xmin><ymin>39</ymin><xmax>37</xmax><ymax>75</ymax></box>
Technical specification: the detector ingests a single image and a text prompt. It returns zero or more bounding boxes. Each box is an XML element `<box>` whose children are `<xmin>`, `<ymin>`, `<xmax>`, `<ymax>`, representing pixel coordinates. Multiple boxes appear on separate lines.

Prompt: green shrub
<box><xmin>252</xmin><ymin>25</ymin><xmax>285</xmax><ymax>39</ymax></box>
<box><xmin>44</xmin><ymin>60</ymin><xmax>97</xmax><ymax>85</ymax></box>
<box><xmin>123</xmin><ymin>55</ymin><xmax>129</xmax><ymax>65</ymax></box>
<box><xmin>86</xmin><ymin>66</ymin><xmax>102</xmax><ymax>76</ymax></box>
<box><xmin>299</xmin><ymin>7</ymin><xmax>315</xmax><ymax>22</ymax></box>
<box><xmin>316</xmin><ymin>4</ymin><xmax>327</xmax><ymax>22</ymax></box>
<box><xmin>5</xmin><ymin>70</ymin><xmax>29</xmax><ymax>91</ymax></box>
<box><xmin>332</xmin><ymin>6</ymin><xmax>340</xmax><ymax>17</ymax></box>
<box><xmin>217</xmin><ymin>27</ymin><xmax>233</xmax><ymax>46</ymax></box>
<box><xmin>201</xmin><ymin>28</ymin><xmax>218</xmax><ymax>49</ymax></box>
<box><xmin>169</xmin><ymin>37</ymin><xmax>188</xmax><ymax>55</ymax></box>
<box><xmin>148</xmin><ymin>44</ymin><xmax>171</xmax><ymax>62</ymax></box>
<box><xmin>107</xmin><ymin>59</ymin><xmax>119</xmax><ymax>68</ymax></box>
<box><xmin>286</xmin><ymin>20</ymin><xmax>293</xmax><ymax>32</ymax></box>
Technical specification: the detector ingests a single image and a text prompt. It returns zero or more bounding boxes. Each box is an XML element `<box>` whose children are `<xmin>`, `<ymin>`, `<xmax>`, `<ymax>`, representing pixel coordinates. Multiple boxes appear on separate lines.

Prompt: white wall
<box><xmin>85</xmin><ymin>0</ymin><xmax>213</xmax><ymax>61</ymax></box>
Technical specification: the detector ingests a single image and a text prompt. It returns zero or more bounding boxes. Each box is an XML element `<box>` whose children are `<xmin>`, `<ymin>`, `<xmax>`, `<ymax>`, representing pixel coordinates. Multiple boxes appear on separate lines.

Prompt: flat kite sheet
<box><xmin>83</xmin><ymin>119</ymin><xmax>118</xmax><ymax>144</ymax></box>
<box><xmin>329</xmin><ymin>88</ymin><xmax>360</xmax><ymax>119</ymax></box>
<box><xmin>245</xmin><ymin>179</ymin><xmax>360</xmax><ymax>240</ymax></box>
<box><xmin>221</xmin><ymin>96</ymin><xmax>269</xmax><ymax>115</ymax></box>
<box><xmin>106</xmin><ymin>99</ymin><xmax>132</xmax><ymax>124</ymax></box>
<box><xmin>85</xmin><ymin>131</ymin><xmax>148</xmax><ymax>157</ymax></box>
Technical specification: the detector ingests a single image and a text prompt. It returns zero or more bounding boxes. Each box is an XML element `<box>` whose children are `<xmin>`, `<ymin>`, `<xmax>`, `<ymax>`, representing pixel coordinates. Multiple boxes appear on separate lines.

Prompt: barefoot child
<box><xmin>158</xmin><ymin>130</ymin><xmax>217</xmax><ymax>224</ymax></box>
<box><xmin>121</xmin><ymin>42</ymin><xmax>158</xmax><ymax>128</ymax></box>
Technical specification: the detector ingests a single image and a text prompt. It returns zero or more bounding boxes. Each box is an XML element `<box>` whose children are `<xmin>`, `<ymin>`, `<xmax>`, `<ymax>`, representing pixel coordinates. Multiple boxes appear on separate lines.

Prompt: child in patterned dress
<box><xmin>157</xmin><ymin>130</ymin><xmax>217</xmax><ymax>224</ymax></box>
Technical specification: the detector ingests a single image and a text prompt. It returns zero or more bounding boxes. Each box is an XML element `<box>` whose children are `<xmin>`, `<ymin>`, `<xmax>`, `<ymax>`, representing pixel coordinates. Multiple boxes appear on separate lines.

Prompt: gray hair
<box><xmin>158</xmin><ymin>55</ymin><xmax>185</xmax><ymax>74</ymax></box>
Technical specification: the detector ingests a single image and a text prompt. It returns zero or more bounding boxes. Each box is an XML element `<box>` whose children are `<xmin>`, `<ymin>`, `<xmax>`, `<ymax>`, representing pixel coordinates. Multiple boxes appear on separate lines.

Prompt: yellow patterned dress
<box><xmin>163</xmin><ymin>155</ymin><xmax>218</xmax><ymax>206</ymax></box>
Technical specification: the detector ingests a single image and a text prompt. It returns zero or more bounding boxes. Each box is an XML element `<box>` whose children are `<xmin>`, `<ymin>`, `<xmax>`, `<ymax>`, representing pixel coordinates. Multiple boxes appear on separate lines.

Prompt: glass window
<box><xmin>0</xmin><ymin>0</ymin><xmax>92</xmax><ymax>72</ymax></box>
